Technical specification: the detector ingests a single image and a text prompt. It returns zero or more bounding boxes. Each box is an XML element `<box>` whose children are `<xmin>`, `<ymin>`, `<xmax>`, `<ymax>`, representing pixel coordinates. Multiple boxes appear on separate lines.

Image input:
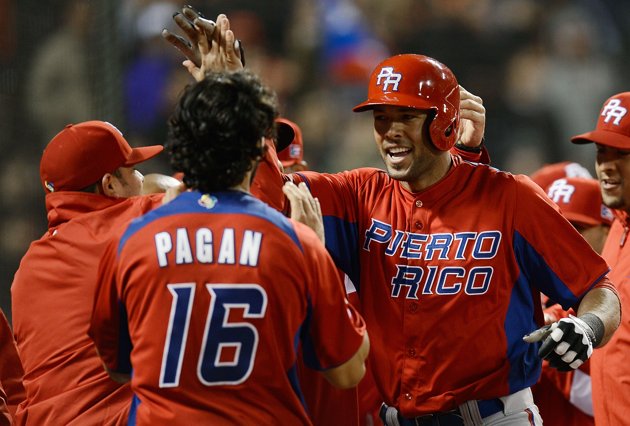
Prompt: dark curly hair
<box><xmin>166</xmin><ymin>70</ymin><xmax>278</xmax><ymax>192</ymax></box>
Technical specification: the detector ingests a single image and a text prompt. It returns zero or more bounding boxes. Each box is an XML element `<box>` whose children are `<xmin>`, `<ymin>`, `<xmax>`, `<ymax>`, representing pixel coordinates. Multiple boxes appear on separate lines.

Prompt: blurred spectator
<box><xmin>25</xmin><ymin>0</ymin><xmax>94</xmax><ymax>144</ymax></box>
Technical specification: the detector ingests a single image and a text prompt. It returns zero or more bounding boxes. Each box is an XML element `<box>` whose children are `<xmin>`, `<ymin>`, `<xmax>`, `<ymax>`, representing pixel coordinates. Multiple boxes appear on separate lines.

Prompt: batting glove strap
<box><xmin>578</xmin><ymin>313</ymin><xmax>605</xmax><ymax>347</ymax></box>
<box><xmin>538</xmin><ymin>315</ymin><xmax>596</xmax><ymax>371</ymax></box>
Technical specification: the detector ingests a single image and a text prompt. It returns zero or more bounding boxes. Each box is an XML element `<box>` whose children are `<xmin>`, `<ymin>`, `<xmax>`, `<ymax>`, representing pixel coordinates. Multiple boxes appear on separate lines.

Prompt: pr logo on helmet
<box><xmin>601</xmin><ymin>99</ymin><xmax>627</xmax><ymax>125</ymax></box>
<box><xmin>376</xmin><ymin>67</ymin><xmax>402</xmax><ymax>91</ymax></box>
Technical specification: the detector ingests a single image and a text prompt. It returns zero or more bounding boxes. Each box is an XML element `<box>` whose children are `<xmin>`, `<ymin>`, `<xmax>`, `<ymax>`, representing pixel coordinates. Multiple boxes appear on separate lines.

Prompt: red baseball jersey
<box><xmin>290</xmin><ymin>156</ymin><xmax>609</xmax><ymax>417</ymax></box>
<box><xmin>89</xmin><ymin>190</ymin><xmax>366</xmax><ymax>425</ymax></box>
<box><xmin>591</xmin><ymin>209</ymin><xmax>630</xmax><ymax>426</ymax></box>
<box><xmin>11</xmin><ymin>192</ymin><xmax>163</xmax><ymax>425</ymax></box>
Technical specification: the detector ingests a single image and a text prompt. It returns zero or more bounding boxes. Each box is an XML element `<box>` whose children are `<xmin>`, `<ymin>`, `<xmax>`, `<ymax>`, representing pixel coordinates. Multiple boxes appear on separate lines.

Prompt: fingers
<box><xmin>182</xmin><ymin>5</ymin><xmax>202</xmax><ymax>21</ymax></box>
<box><xmin>531</xmin><ymin>317</ymin><xmax>595</xmax><ymax>371</ymax></box>
<box><xmin>283</xmin><ymin>182</ymin><xmax>325</xmax><ymax>244</ymax></box>
<box><xmin>522</xmin><ymin>325</ymin><xmax>552</xmax><ymax>343</ymax></box>
<box><xmin>459</xmin><ymin>86</ymin><xmax>485</xmax><ymax>115</ymax></box>
<box><xmin>162</xmin><ymin>182</ymin><xmax>187</xmax><ymax>205</ymax></box>
<box><xmin>162</xmin><ymin>30</ymin><xmax>197</xmax><ymax>63</ymax></box>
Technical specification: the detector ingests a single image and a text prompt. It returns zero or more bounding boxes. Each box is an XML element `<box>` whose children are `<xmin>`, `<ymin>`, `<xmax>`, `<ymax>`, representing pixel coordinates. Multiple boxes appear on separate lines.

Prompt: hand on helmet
<box><xmin>456</xmin><ymin>86</ymin><xmax>485</xmax><ymax>148</ymax></box>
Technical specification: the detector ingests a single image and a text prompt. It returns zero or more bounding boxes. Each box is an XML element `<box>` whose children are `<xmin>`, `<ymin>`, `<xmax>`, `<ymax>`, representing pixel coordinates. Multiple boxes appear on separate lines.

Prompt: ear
<box><xmin>100</xmin><ymin>173</ymin><xmax>119</xmax><ymax>198</ymax></box>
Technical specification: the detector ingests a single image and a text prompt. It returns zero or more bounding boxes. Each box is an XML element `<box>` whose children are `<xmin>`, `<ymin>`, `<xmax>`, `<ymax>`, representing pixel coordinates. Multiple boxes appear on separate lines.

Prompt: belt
<box><xmin>379</xmin><ymin>398</ymin><xmax>504</xmax><ymax>426</ymax></box>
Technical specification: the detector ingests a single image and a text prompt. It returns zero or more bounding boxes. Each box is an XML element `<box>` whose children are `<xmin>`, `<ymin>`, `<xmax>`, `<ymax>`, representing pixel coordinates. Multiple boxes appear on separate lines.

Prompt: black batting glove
<box><xmin>523</xmin><ymin>314</ymin><xmax>604</xmax><ymax>371</ymax></box>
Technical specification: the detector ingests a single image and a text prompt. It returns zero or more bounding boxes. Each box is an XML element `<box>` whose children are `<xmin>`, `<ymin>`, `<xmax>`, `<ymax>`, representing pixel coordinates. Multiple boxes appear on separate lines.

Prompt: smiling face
<box><xmin>595</xmin><ymin>144</ymin><xmax>630</xmax><ymax>211</ymax></box>
<box><xmin>372</xmin><ymin>105</ymin><xmax>451</xmax><ymax>192</ymax></box>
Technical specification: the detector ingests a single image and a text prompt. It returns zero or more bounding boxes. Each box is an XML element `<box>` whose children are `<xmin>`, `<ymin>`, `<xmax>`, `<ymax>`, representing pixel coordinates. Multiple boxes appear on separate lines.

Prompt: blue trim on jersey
<box><xmin>300</xmin><ymin>296</ymin><xmax>323</xmax><ymax>370</ymax></box>
<box><xmin>507</xmin><ymin>230</ymin><xmax>581</xmax><ymax>392</ymax></box>
<box><xmin>512</xmin><ymin>231</ymin><xmax>579</xmax><ymax>310</ymax></box>
<box><xmin>116</xmin><ymin>301</ymin><xmax>133</xmax><ymax>374</ymax></box>
<box><xmin>127</xmin><ymin>393</ymin><xmax>140</xmax><ymax>426</ymax></box>
<box><xmin>322</xmin><ymin>216</ymin><xmax>361</xmax><ymax>292</ymax></box>
<box><xmin>288</xmin><ymin>328</ymin><xmax>308</xmax><ymax>414</ymax></box>
<box><xmin>295</xmin><ymin>174</ymin><xmax>361</xmax><ymax>291</ymax></box>
<box><xmin>118</xmin><ymin>190</ymin><xmax>302</xmax><ymax>255</ymax></box>
<box><xmin>504</xmin><ymin>271</ymin><xmax>541</xmax><ymax>393</ymax></box>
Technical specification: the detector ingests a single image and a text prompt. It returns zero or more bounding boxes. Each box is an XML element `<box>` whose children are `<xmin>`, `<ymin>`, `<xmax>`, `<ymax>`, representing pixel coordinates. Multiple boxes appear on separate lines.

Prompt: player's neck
<box><xmin>402</xmin><ymin>153</ymin><xmax>453</xmax><ymax>193</ymax></box>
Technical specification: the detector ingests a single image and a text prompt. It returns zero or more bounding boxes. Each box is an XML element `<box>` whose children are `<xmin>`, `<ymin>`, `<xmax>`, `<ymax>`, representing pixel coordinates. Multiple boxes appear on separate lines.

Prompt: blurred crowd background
<box><xmin>1</xmin><ymin>0</ymin><xmax>629</xmax><ymax>321</ymax></box>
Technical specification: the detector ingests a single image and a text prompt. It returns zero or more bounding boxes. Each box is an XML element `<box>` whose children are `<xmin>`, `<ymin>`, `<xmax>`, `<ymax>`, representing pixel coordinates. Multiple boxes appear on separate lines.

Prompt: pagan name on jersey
<box><xmin>154</xmin><ymin>227</ymin><xmax>262</xmax><ymax>267</ymax></box>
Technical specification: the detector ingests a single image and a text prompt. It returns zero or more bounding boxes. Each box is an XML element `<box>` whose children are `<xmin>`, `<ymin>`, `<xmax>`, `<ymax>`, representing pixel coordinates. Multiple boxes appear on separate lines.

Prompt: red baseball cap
<box><xmin>545</xmin><ymin>177</ymin><xmax>613</xmax><ymax>227</ymax></box>
<box><xmin>275</xmin><ymin>118</ymin><xmax>304</xmax><ymax>167</ymax></box>
<box><xmin>530</xmin><ymin>161</ymin><xmax>592</xmax><ymax>190</ymax></box>
<box><xmin>40</xmin><ymin>121</ymin><xmax>163</xmax><ymax>193</ymax></box>
<box><xmin>571</xmin><ymin>92</ymin><xmax>630</xmax><ymax>148</ymax></box>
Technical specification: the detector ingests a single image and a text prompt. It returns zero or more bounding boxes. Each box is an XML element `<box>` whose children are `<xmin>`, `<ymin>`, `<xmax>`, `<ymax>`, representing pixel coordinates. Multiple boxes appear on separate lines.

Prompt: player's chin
<box><xmin>602</xmin><ymin>190</ymin><xmax>625</xmax><ymax>209</ymax></box>
<box><xmin>385</xmin><ymin>167</ymin><xmax>411</xmax><ymax>181</ymax></box>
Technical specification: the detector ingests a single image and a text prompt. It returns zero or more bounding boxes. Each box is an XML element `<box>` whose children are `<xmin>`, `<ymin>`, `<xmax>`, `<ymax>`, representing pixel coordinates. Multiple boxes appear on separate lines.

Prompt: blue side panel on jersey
<box><xmin>116</xmin><ymin>301</ymin><xmax>133</xmax><ymax>374</ymax></box>
<box><xmin>118</xmin><ymin>191</ymin><xmax>302</xmax><ymax>254</ymax></box>
<box><xmin>300</xmin><ymin>297</ymin><xmax>323</xmax><ymax>371</ymax></box>
<box><xmin>288</xmin><ymin>328</ymin><xmax>308</xmax><ymax>414</ymax></box>
<box><xmin>504</xmin><ymin>271</ymin><xmax>541</xmax><ymax>393</ymax></box>
<box><xmin>512</xmin><ymin>231</ymin><xmax>579</xmax><ymax>310</ymax></box>
<box><xmin>295</xmin><ymin>174</ymin><xmax>361</xmax><ymax>290</ymax></box>
<box><xmin>127</xmin><ymin>393</ymin><xmax>140</xmax><ymax>426</ymax></box>
<box><xmin>322</xmin><ymin>216</ymin><xmax>361</xmax><ymax>293</ymax></box>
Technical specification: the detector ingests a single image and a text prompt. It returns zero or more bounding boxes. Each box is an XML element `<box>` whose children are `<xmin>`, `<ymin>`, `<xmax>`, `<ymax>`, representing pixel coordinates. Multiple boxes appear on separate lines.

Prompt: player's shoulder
<box><xmin>120</xmin><ymin>191</ymin><xmax>302</xmax><ymax>252</ymax></box>
<box><xmin>457</xmin><ymin>160</ymin><xmax>531</xmax><ymax>186</ymax></box>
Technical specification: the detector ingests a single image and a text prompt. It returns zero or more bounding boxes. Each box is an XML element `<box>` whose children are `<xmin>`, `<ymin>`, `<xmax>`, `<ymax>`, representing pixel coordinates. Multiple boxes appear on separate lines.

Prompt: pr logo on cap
<box><xmin>571</xmin><ymin>92</ymin><xmax>630</xmax><ymax>148</ymax></box>
<box><xmin>601</xmin><ymin>99</ymin><xmax>627</xmax><ymax>125</ymax></box>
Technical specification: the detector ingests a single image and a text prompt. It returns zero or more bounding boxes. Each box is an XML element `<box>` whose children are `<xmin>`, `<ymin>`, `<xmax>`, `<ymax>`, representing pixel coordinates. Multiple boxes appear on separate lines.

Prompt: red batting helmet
<box><xmin>353</xmin><ymin>54</ymin><xmax>460</xmax><ymax>151</ymax></box>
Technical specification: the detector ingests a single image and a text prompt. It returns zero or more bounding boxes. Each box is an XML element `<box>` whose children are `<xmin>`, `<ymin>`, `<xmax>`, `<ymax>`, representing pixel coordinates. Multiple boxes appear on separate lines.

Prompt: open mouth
<box><xmin>386</xmin><ymin>147</ymin><xmax>412</xmax><ymax>163</ymax></box>
<box><xmin>601</xmin><ymin>178</ymin><xmax>621</xmax><ymax>190</ymax></box>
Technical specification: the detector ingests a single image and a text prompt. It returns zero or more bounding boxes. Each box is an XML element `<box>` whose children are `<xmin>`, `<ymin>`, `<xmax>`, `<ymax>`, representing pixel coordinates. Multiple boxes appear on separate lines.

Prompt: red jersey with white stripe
<box><xmin>290</xmin><ymin>156</ymin><xmax>609</xmax><ymax>417</ymax></box>
<box><xmin>89</xmin><ymin>190</ymin><xmax>365</xmax><ymax>425</ymax></box>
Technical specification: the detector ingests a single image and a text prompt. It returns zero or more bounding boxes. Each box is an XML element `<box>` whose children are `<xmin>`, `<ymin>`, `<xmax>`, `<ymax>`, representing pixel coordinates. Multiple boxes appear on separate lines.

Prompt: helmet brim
<box><xmin>353</xmin><ymin>93</ymin><xmax>437</xmax><ymax>112</ymax></box>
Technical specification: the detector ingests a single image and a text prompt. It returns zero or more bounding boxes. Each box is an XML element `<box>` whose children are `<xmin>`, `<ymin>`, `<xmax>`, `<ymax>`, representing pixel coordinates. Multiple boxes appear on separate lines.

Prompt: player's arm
<box><xmin>88</xmin><ymin>238</ymin><xmax>133</xmax><ymax>381</ymax></box>
<box><xmin>524</xmin><ymin>278</ymin><xmax>621</xmax><ymax>372</ymax></box>
<box><xmin>322</xmin><ymin>328</ymin><xmax>370</xmax><ymax>389</ymax></box>
<box><xmin>141</xmin><ymin>173</ymin><xmax>182</xmax><ymax>195</ymax></box>
<box><xmin>574</xmin><ymin>282</ymin><xmax>620</xmax><ymax>346</ymax></box>
<box><xmin>296</xmin><ymin>223</ymin><xmax>369</xmax><ymax>388</ymax></box>
<box><xmin>94</xmin><ymin>346</ymin><xmax>130</xmax><ymax>384</ymax></box>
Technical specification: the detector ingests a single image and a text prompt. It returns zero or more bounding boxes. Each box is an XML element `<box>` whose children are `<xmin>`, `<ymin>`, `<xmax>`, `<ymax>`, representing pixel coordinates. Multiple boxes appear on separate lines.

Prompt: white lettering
<box><xmin>176</xmin><ymin>228</ymin><xmax>193</xmax><ymax>265</ymax></box>
<box><xmin>240</xmin><ymin>231</ymin><xmax>262</xmax><ymax>266</ymax></box>
<box><xmin>218</xmin><ymin>228</ymin><xmax>236</xmax><ymax>264</ymax></box>
<box><xmin>196</xmin><ymin>228</ymin><xmax>213</xmax><ymax>263</ymax></box>
<box><xmin>155</xmin><ymin>232</ymin><xmax>173</xmax><ymax>267</ymax></box>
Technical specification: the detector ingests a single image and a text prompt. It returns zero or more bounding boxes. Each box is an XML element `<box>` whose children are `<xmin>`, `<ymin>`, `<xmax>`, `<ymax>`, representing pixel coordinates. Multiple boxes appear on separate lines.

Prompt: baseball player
<box><xmin>163</xmin><ymin>10</ymin><xmax>621</xmax><ymax>425</ymax></box>
<box><xmin>274</xmin><ymin>54</ymin><xmax>618</xmax><ymax>425</ymax></box>
<box><xmin>531</xmin><ymin>176</ymin><xmax>613</xmax><ymax>426</ymax></box>
<box><xmin>89</xmin><ymin>70</ymin><xmax>369</xmax><ymax>425</ymax></box>
<box><xmin>10</xmin><ymin>121</ymin><xmax>167</xmax><ymax>425</ymax></box>
<box><xmin>570</xmin><ymin>91</ymin><xmax>630</xmax><ymax>426</ymax></box>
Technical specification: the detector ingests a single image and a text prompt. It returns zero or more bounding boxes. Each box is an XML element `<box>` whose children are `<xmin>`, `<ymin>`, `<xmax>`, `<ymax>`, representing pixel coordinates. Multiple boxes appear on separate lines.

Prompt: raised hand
<box><xmin>456</xmin><ymin>86</ymin><xmax>486</xmax><ymax>148</ymax></box>
<box><xmin>283</xmin><ymin>181</ymin><xmax>325</xmax><ymax>244</ymax></box>
<box><xmin>162</xmin><ymin>6</ymin><xmax>244</xmax><ymax>81</ymax></box>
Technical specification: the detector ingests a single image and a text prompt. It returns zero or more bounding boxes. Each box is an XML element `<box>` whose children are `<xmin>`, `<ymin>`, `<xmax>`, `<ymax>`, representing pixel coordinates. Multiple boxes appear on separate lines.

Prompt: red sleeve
<box><xmin>0</xmin><ymin>310</ymin><xmax>25</xmax><ymax>419</ymax></box>
<box><xmin>295</xmin><ymin>222</ymin><xmax>366</xmax><ymax>370</ymax></box>
<box><xmin>250</xmin><ymin>139</ymin><xmax>287</xmax><ymax>212</ymax></box>
<box><xmin>88</xmin><ymin>237</ymin><xmax>130</xmax><ymax>375</ymax></box>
